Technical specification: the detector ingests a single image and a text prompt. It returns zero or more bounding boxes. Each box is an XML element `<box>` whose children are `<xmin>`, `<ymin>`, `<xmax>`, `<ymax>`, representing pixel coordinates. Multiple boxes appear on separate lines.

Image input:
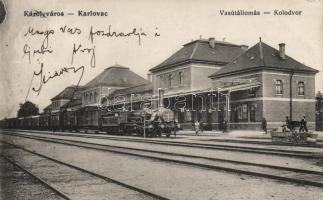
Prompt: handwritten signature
<box><xmin>32</xmin><ymin>63</ymin><xmax>85</xmax><ymax>96</ymax></box>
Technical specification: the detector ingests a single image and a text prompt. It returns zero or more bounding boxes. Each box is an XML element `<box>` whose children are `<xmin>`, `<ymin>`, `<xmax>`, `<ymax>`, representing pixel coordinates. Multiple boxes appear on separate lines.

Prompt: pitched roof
<box><xmin>110</xmin><ymin>82</ymin><xmax>153</xmax><ymax>97</ymax></box>
<box><xmin>61</xmin><ymin>98</ymin><xmax>82</xmax><ymax>109</ymax></box>
<box><xmin>85</xmin><ymin>64</ymin><xmax>148</xmax><ymax>88</ymax></box>
<box><xmin>149</xmin><ymin>38</ymin><xmax>247</xmax><ymax>72</ymax></box>
<box><xmin>51</xmin><ymin>85</ymin><xmax>85</xmax><ymax>101</ymax></box>
<box><xmin>209</xmin><ymin>41</ymin><xmax>319</xmax><ymax>78</ymax></box>
<box><xmin>43</xmin><ymin>103</ymin><xmax>52</xmax><ymax>111</ymax></box>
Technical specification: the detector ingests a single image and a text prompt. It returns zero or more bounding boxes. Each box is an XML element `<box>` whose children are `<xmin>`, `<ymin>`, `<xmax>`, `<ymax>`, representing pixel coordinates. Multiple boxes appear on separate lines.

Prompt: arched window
<box><xmin>275</xmin><ymin>80</ymin><xmax>283</xmax><ymax>95</ymax></box>
<box><xmin>179</xmin><ymin>71</ymin><xmax>184</xmax><ymax>86</ymax></box>
<box><xmin>94</xmin><ymin>92</ymin><xmax>98</xmax><ymax>103</ymax></box>
<box><xmin>298</xmin><ymin>81</ymin><xmax>305</xmax><ymax>95</ymax></box>
<box><xmin>90</xmin><ymin>93</ymin><xmax>93</xmax><ymax>103</ymax></box>
<box><xmin>168</xmin><ymin>74</ymin><xmax>173</xmax><ymax>88</ymax></box>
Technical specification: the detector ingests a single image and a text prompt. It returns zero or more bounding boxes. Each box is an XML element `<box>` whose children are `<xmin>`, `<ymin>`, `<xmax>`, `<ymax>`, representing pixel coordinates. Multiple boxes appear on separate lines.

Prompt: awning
<box><xmin>218</xmin><ymin>82</ymin><xmax>261</xmax><ymax>93</ymax></box>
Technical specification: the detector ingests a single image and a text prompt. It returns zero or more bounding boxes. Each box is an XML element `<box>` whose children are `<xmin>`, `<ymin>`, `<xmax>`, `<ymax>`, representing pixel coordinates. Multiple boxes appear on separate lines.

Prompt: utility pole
<box><xmin>290</xmin><ymin>70</ymin><xmax>294</xmax><ymax>121</ymax></box>
<box><xmin>143</xmin><ymin>114</ymin><xmax>146</xmax><ymax>138</ymax></box>
<box><xmin>217</xmin><ymin>88</ymin><xmax>221</xmax><ymax>131</ymax></box>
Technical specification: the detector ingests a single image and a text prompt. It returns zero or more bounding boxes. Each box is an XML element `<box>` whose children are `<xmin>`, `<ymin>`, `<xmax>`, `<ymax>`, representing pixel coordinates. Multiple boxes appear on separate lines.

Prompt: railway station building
<box><xmin>209</xmin><ymin>39</ymin><xmax>318</xmax><ymax>130</ymax></box>
<box><xmin>148</xmin><ymin>38</ymin><xmax>247</xmax><ymax>130</ymax></box>
<box><xmin>40</xmin><ymin>37</ymin><xmax>319</xmax><ymax>131</ymax></box>
<box><xmin>149</xmin><ymin>38</ymin><xmax>318</xmax><ymax>130</ymax></box>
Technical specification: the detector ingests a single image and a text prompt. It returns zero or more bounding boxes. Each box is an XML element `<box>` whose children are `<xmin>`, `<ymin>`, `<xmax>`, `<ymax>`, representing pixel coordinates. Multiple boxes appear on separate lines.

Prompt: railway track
<box><xmin>3</xmin><ymin>130</ymin><xmax>323</xmax><ymax>159</ymax></box>
<box><xmin>2</xmin><ymin>132</ymin><xmax>323</xmax><ymax>188</ymax></box>
<box><xmin>199</xmin><ymin>138</ymin><xmax>323</xmax><ymax>148</ymax></box>
<box><xmin>0</xmin><ymin>141</ymin><xmax>169</xmax><ymax>200</ymax></box>
<box><xmin>0</xmin><ymin>155</ymin><xmax>67</xmax><ymax>200</ymax></box>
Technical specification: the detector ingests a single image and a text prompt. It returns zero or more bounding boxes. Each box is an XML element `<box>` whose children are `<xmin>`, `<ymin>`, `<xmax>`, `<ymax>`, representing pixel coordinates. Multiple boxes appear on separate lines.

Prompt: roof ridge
<box><xmin>258</xmin><ymin>40</ymin><xmax>265</xmax><ymax>66</ymax></box>
<box><xmin>209</xmin><ymin>40</ymin><xmax>318</xmax><ymax>78</ymax></box>
<box><xmin>189</xmin><ymin>42</ymin><xmax>199</xmax><ymax>59</ymax></box>
<box><xmin>116</xmin><ymin>82</ymin><xmax>151</xmax><ymax>90</ymax></box>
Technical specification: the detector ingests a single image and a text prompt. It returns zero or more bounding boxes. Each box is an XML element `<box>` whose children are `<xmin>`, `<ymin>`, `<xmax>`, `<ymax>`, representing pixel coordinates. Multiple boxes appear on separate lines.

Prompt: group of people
<box><xmin>194</xmin><ymin>120</ymin><xmax>228</xmax><ymax>135</ymax></box>
<box><xmin>262</xmin><ymin>115</ymin><xmax>308</xmax><ymax>133</ymax></box>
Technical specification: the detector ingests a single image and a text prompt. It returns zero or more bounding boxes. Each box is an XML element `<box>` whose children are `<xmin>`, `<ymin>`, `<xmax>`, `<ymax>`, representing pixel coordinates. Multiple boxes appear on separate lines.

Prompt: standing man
<box><xmin>262</xmin><ymin>117</ymin><xmax>267</xmax><ymax>134</ymax></box>
<box><xmin>194</xmin><ymin>121</ymin><xmax>200</xmax><ymax>135</ymax></box>
<box><xmin>300</xmin><ymin>116</ymin><xmax>308</xmax><ymax>132</ymax></box>
<box><xmin>222</xmin><ymin>120</ymin><xmax>227</xmax><ymax>133</ymax></box>
<box><xmin>173</xmin><ymin>119</ymin><xmax>177</xmax><ymax>138</ymax></box>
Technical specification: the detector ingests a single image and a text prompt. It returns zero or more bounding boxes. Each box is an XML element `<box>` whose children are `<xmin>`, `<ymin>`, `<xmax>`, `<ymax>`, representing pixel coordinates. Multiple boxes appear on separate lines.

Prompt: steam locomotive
<box><xmin>1</xmin><ymin>107</ymin><xmax>180</xmax><ymax>137</ymax></box>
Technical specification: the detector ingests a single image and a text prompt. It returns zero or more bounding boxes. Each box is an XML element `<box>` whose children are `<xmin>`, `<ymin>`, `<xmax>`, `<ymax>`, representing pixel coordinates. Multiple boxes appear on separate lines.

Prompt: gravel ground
<box><xmin>7</xmin><ymin>131</ymin><xmax>323</xmax><ymax>172</ymax></box>
<box><xmin>0</xmin><ymin>156</ymin><xmax>64</xmax><ymax>200</ymax></box>
<box><xmin>2</xmin><ymin>134</ymin><xmax>323</xmax><ymax>200</ymax></box>
<box><xmin>1</xmin><ymin>144</ymin><xmax>157</xmax><ymax>200</ymax></box>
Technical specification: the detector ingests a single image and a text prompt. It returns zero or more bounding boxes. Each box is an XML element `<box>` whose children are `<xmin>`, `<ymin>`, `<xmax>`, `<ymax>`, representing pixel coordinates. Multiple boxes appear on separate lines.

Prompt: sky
<box><xmin>0</xmin><ymin>0</ymin><xmax>322</xmax><ymax>118</ymax></box>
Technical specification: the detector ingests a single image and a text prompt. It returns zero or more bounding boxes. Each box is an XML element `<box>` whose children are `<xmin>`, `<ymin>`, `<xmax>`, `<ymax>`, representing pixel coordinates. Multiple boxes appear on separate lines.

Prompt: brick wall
<box><xmin>151</xmin><ymin>63</ymin><xmax>222</xmax><ymax>96</ymax></box>
<box><xmin>152</xmin><ymin>65</ymin><xmax>191</xmax><ymax>95</ymax></box>
<box><xmin>262</xmin><ymin>71</ymin><xmax>315</xmax><ymax>99</ymax></box>
<box><xmin>191</xmin><ymin>64</ymin><xmax>221</xmax><ymax>91</ymax></box>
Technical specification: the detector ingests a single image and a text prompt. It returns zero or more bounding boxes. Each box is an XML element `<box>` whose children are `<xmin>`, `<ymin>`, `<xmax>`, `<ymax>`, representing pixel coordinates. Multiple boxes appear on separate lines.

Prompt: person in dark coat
<box><xmin>262</xmin><ymin>118</ymin><xmax>267</xmax><ymax>134</ymax></box>
<box><xmin>194</xmin><ymin>121</ymin><xmax>200</xmax><ymax>135</ymax></box>
<box><xmin>173</xmin><ymin>119</ymin><xmax>178</xmax><ymax>138</ymax></box>
<box><xmin>222</xmin><ymin>120</ymin><xmax>227</xmax><ymax>133</ymax></box>
<box><xmin>299</xmin><ymin>116</ymin><xmax>308</xmax><ymax>132</ymax></box>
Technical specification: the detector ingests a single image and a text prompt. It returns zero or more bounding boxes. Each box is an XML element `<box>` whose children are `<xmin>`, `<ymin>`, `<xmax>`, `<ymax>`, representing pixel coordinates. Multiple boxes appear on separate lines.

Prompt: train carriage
<box><xmin>17</xmin><ymin>117</ymin><xmax>25</xmax><ymax>129</ymax></box>
<box><xmin>31</xmin><ymin>115</ymin><xmax>40</xmax><ymax>129</ymax></box>
<box><xmin>50</xmin><ymin>112</ymin><xmax>60</xmax><ymax>131</ymax></box>
<box><xmin>23</xmin><ymin>116</ymin><xmax>33</xmax><ymax>129</ymax></box>
<box><xmin>101</xmin><ymin>112</ymin><xmax>127</xmax><ymax>134</ymax></box>
<box><xmin>39</xmin><ymin>114</ymin><xmax>50</xmax><ymax>130</ymax></box>
<box><xmin>61</xmin><ymin>110</ymin><xmax>79</xmax><ymax>132</ymax></box>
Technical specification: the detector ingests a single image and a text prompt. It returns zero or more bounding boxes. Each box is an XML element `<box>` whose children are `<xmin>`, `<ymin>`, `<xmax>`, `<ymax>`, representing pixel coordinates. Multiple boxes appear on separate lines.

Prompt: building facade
<box><xmin>149</xmin><ymin>38</ymin><xmax>247</xmax><ymax>129</ymax></box>
<box><xmin>40</xmin><ymin>37</ymin><xmax>318</xmax><ymax>131</ymax></box>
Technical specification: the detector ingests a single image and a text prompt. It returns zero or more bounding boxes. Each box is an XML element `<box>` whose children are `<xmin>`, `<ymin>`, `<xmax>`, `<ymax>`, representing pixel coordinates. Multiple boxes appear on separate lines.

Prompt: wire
<box><xmin>25</xmin><ymin>73</ymin><xmax>34</xmax><ymax>102</ymax></box>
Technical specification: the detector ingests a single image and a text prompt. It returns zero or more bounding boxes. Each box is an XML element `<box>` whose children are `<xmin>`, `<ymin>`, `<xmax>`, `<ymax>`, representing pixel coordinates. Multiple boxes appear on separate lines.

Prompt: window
<box><xmin>275</xmin><ymin>80</ymin><xmax>283</xmax><ymax>95</ymax></box>
<box><xmin>179</xmin><ymin>71</ymin><xmax>184</xmax><ymax>86</ymax></box>
<box><xmin>242</xmin><ymin>104</ymin><xmax>248</xmax><ymax>120</ymax></box>
<box><xmin>90</xmin><ymin>93</ymin><xmax>93</xmax><ymax>103</ymax></box>
<box><xmin>159</xmin><ymin>75</ymin><xmax>165</xmax><ymax>88</ymax></box>
<box><xmin>168</xmin><ymin>74</ymin><xmax>173</xmax><ymax>88</ymax></box>
<box><xmin>94</xmin><ymin>92</ymin><xmax>98</xmax><ymax>103</ymax></box>
<box><xmin>298</xmin><ymin>82</ymin><xmax>305</xmax><ymax>95</ymax></box>
<box><xmin>249</xmin><ymin>105</ymin><xmax>256</xmax><ymax>122</ymax></box>
<box><xmin>237</xmin><ymin>104</ymin><xmax>248</xmax><ymax>121</ymax></box>
<box><xmin>248</xmin><ymin>87</ymin><xmax>256</xmax><ymax>97</ymax></box>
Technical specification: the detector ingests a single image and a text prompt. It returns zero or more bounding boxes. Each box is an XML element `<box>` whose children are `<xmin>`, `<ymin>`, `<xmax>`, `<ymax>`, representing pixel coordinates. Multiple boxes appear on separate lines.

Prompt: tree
<box><xmin>17</xmin><ymin>101</ymin><xmax>39</xmax><ymax>117</ymax></box>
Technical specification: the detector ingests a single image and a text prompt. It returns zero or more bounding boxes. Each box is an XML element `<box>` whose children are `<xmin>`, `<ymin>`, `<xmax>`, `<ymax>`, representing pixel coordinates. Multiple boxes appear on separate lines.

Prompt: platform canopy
<box><xmin>218</xmin><ymin>81</ymin><xmax>261</xmax><ymax>93</ymax></box>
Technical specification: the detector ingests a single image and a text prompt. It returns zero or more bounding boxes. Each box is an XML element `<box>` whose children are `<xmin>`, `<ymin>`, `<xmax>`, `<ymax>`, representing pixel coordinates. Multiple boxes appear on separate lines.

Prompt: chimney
<box><xmin>147</xmin><ymin>73</ymin><xmax>152</xmax><ymax>82</ymax></box>
<box><xmin>209</xmin><ymin>37</ymin><xmax>215</xmax><ymax>48</ymax></box>
<box><xmin>279</xmin><ymin>43</ymin><xmax>286</xmax><ymax>59</ymax></box>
